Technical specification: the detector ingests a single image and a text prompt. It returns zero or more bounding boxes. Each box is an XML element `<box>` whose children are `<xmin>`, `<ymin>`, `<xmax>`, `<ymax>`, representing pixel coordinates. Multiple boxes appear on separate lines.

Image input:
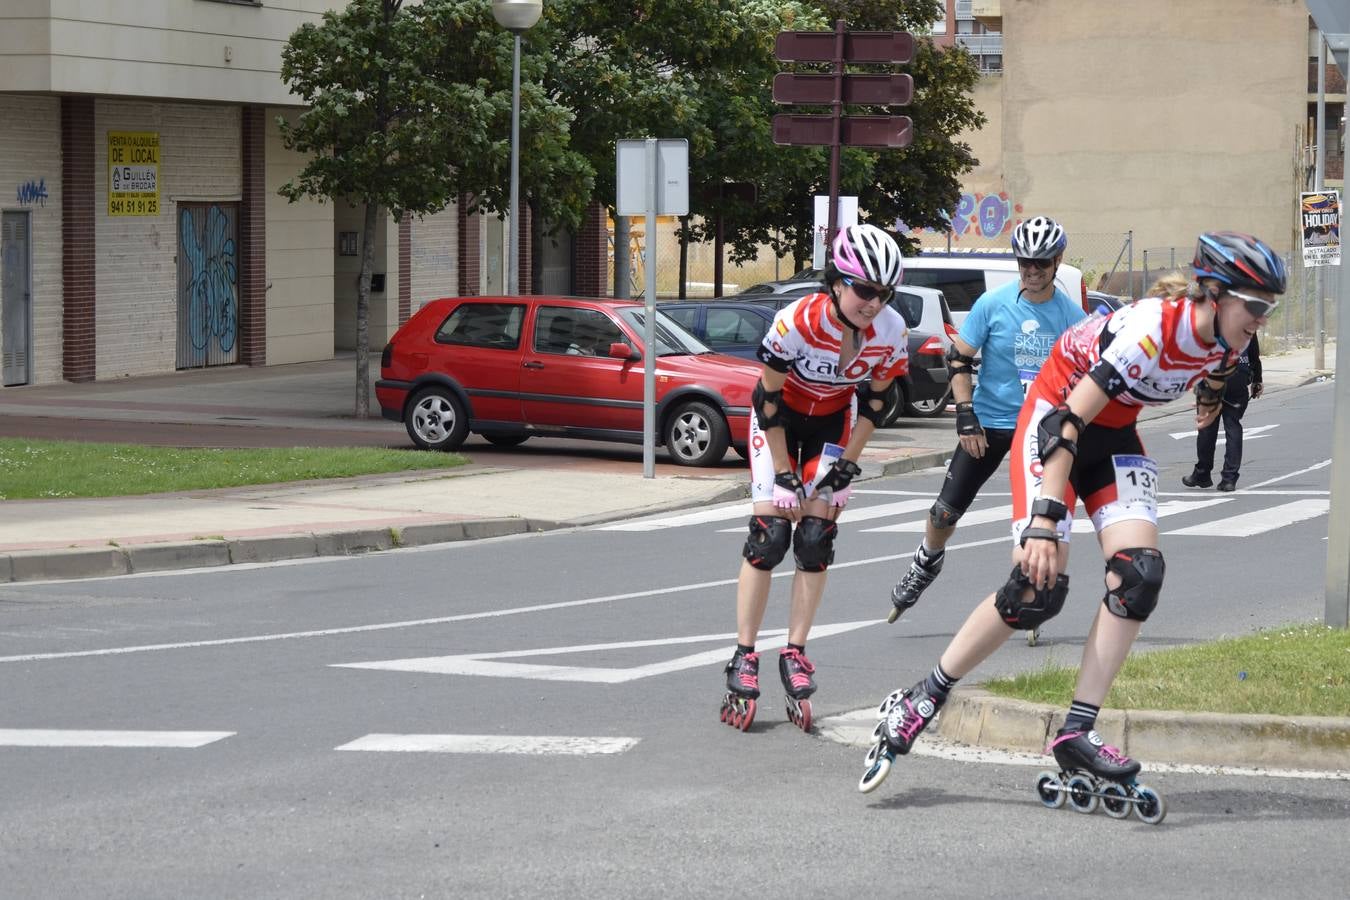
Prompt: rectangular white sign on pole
<box><xmin>616</xmin><ymin>139</ymin><xmax>689</xmax><ymax>218</ymax></box>
<box><xmin>812</xmin><ymin>195</ymin><xmax>858</xmax><ymax>269</ymax></box>
<box><xmin>1301</xmin><ymin>190</ymin><xmax>1341</xmax><ymax>268</ymax></box>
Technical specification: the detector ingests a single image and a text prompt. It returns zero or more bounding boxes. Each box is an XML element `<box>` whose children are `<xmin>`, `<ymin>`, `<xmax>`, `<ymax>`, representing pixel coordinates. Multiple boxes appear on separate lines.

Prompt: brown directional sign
<box><xmin>772</xmin><ymin>114</ymin><xmax>913</xmax><ymax>149</ymax></box>
<box><xmin>772</xmin><ymin>72</ymin><xmax>913</xmax><ymax>106</ymax></box>
<box><xmin>774</xmin><ymin>31</ymin><xmax>914</xmax><ymax>64</ymax></box>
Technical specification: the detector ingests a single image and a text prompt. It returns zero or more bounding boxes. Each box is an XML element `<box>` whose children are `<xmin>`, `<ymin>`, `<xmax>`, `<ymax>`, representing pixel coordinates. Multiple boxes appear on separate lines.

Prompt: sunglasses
<box><xmin>1016</xmin><ymin>257</ymin><xmax>1055</xmax><ymax>271</ymax></box>
<box><xmin>1226</xmin><ymin>288</ymin><xmax>1279</xmax><ymax>318</ymax></box>
<box><xmin>842</xmin><ymin>276</ymin><xmax>893</xmax><ymax>303</ymax></box>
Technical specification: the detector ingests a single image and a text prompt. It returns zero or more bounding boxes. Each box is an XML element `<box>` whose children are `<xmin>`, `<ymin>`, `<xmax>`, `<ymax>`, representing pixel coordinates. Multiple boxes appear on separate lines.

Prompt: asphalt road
<box><xmin>0</xmin><ymin>383</ymin><xmax>1345</xmax><ymax>898</ymax></box>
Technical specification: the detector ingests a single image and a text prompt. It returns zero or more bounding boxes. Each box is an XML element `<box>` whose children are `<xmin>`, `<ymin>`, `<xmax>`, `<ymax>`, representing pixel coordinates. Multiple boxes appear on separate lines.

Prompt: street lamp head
<box><xmin>492</xmin><ymin>0</ymin><xmax>543</xmax><ymax>32</ymax></box>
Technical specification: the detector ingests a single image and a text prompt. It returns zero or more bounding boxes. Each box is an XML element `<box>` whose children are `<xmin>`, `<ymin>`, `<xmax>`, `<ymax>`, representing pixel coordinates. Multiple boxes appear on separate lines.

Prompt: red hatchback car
<box><xmin>377</xmin><ymin>295</ymin><xmax>761</xmax><ymax>466</ymax></box>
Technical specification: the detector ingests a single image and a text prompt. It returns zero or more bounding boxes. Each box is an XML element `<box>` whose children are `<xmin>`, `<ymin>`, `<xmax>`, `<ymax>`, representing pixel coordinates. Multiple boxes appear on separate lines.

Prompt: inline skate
<box><xmin>718</xmin><ymin>650</ymin><xmax>759</xmax><ymax>731</ymax></box>
<box><xmin>887</xmin><ymin>548</ymin><xmax>943</xmax><ymax>623</ymax></box>
<box><xmin>857</xmin><ymin>681</ymin><xmax>944</xmax><ymax>793</ymax></box>
<box><xmin>1034</xmin><ymin>728</ymin><xmax>1166</xmax><ymax>824</ymax></box>
<box><xmin>778</xmin><ymin>647</ymin><xmax>817</xmax><ymax>732</ymax></box>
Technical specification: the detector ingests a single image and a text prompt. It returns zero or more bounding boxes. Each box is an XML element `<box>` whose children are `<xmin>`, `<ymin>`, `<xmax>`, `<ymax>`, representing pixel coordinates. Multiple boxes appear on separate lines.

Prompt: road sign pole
<box><xmin>643</xmin><ymin>138</ymin><xmax>658</xmax><ymax>479</ymax></box>
<box><xmin>826</xmin><ymin>19</ymin><xmax>845</xmax><ymax>252</ymax></box>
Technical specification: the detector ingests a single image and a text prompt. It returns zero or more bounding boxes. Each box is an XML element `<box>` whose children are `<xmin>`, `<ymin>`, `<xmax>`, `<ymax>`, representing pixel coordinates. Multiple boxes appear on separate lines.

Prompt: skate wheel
<box><xmin>1132</xmin><ymin>785</ymin><xmax>1166</xmax><ymax>825</ymax></box>
<box><xmin>1100</xmin><ymin>782</ymin><xmax>1131</xmax><ymax>818</ymax></box>
<box><xmin>719</xmin><ymin>702</ymin><xmax>730</xmax><ymax>724</ymax></box>
<box><xmin>870</xmin><ymin>717</ymin><xmax>887</xmax><ymax>742</ymax></box>
<box><xmin>858</xmin><ymin>742</ymin><xmax>893</xmax><ymax>794</ymax></box>
<box><xmin>1035</xmin><ymin>771</ymin><xmax>1066</xmax><ymax>809</ymax></box>
<box><xmin>1066</xmin><ymin>775</ymin><xmax>1099</xmax><ymax>814</ymax></box>
<box><xmin>1026</xmin><ymin>628</ymin><xmax>1040</xmax><ymax>647</ymax></box>
<box><xmin>796</xmin><ymin>699</ymin><xmax>812</xmax><ymax>733</ymax></box>
<box><xmin>737</xmin><ymin>698</ymin><xmax>756</xmax><ymax>732</ymax></box>
<box><xmin>876</xmin><ymin>688</ymin><xmax>904</xmax><ymax>718</ymax></box>
<box><xmin>886</xmin><ymin>604</ymin><xmax>901</xmax><ymax>624</ymax></box>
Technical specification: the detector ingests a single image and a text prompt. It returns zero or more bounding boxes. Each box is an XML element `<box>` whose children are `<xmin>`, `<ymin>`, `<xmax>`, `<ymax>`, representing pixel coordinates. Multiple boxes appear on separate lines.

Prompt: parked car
<box><xmin>665</xmin><ymin>280</ymin><xmax>956</xmax><ymax>421</ymax></box>
<box><xmin>899</xmin><ymin>252</ymin><xmax>1089</xmax><ymax>325</ymax></box>
<box><xmin>1087</xmin><ymin>290</ymin><xmax>1126</xmax><ymax>314</ymax></box>
<box><xmin>377</xmin><ymin>296</ymin><xmax>760</xmax><ymax>467</ymax></box>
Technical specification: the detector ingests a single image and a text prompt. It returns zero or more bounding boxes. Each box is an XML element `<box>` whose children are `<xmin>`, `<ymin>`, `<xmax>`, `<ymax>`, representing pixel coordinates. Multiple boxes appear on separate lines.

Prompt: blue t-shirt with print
<box><xmin>957</xmin><ymin>279</ymin><xmax>1086</xmax><ymax>429</ymax></box>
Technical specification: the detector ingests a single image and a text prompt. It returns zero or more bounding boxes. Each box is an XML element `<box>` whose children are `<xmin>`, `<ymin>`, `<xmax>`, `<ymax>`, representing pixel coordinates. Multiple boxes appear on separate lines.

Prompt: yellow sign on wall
<box><xmin>107</xmin><ymin>131</ymin><xmax>160</xmax><ymax>216</ymax></box>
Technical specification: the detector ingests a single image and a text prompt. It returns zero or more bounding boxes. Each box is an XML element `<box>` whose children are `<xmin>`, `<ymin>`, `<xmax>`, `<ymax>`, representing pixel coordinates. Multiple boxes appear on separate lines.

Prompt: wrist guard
<box><xmin>1030</xmin><ymin>497</ymin><xmax>1069</xmax><ymax>522</ymax></box>
<box><xmin>955</xmin><ymin>401</ymin><xmax>982</xmax><ymax>437</ymax></box>
<box><xmin>1019</xmin><ymin>526</ymin><xmax>1062</xmax><ymax>547</ymax></box>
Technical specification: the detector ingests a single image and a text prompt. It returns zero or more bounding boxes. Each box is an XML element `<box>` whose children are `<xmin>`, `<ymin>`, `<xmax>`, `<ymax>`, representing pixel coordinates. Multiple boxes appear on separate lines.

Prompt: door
<box><xmin>520</xmin><ymin>305</ymin><xmax>640</xmax><ymax>432</ymax></box>
<box><xmin>1</xmin><ymin>211</ymin><xmax>32</xmax><ymax>386</ymax></box>
<box><xmin>176</xmin><ymin>203</ymin><xmax>239</xmax><ymax>369</ymax></box>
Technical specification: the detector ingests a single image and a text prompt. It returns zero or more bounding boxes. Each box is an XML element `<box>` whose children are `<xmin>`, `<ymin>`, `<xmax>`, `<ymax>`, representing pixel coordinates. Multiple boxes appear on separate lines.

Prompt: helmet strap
<box><xmin>831</xmin><ymin>289</ymin><xmax>861</xmax><ymax>332</ymax></box>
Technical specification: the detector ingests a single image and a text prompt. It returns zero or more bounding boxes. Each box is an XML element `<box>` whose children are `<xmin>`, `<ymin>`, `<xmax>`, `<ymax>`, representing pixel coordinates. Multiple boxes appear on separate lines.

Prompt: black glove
<box><xmin>1251</xmin><ymin>382</ymin><xmax>1264</xmax><ymax>399</ymax></box>
<box><xmin>815</xmin><ymin>458</ymin><xmax>862</xmax><ymax>496</ymax></box>
<box><xmin>772</xmin><ymin>470</ymin><xmax>808</xmax><ymax>509</ymax></box>
<box><xmin>955</xmin><ymin>401</ymin><xmax>983</xmax><ymax>437</ymax></box>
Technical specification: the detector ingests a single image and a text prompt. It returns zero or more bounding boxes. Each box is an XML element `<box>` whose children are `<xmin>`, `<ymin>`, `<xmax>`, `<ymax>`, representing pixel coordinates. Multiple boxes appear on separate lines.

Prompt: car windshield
<box><xmin>619</xmin><ymin>308</ymin><xmax>712</xmax><ymax>356</ymax></box>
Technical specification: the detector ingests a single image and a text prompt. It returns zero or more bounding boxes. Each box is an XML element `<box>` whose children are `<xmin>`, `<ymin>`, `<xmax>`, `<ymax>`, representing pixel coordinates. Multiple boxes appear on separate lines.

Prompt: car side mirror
<box><xmin>609</xmin><ymin>342</ymin><xmax>639</xmax><ymax>361</ymax></box>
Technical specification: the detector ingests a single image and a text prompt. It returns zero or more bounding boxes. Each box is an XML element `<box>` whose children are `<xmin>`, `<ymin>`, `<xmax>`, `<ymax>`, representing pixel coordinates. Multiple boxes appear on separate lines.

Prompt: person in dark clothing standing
<box><xmin>1183</xmin><ymin>333</ymin><xmax>1263</xmax><ymax>492</ymax></box>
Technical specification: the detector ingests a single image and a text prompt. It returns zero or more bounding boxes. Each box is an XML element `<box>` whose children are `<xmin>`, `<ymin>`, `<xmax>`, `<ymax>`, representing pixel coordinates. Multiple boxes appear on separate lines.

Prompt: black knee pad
<box><xmin>742</xmin><ymin>516</ymin><xmax>792</xmax><ymax>571</ymax></box>
<box><xmin>1103</xmin><ymin>547</ymin><xmax>1165</xmax><ymax>621</ymax></box>
<box><xmin>792</xmin><ymin>516</ymin><xmax>838</xmax><ymax>572</ymax></box>
<box><xmin>929</xmin><ymin>498</ymin><xmax>963</xmax><ymax>530</ymax></box>
<box><xmin>994</xmin><ymin>565</ymin><xmax>1069</xmax><ymax>630</ymax></box>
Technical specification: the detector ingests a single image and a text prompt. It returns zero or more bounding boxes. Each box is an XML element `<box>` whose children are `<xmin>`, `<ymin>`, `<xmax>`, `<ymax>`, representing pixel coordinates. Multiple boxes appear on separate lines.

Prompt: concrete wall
<box><xmin>333</xmin><ymin>202</ymin><xmax>401</xmax><ymax>351</ymax></box>
<box><xmin>265</xmin><ymin>107</ymin><xmax>333</xmax><ymax>365</ymax></box>
<box><xmin>94</xmin><ymin>99</ymin><xmax>241</xmax><ymax>379</ymax></box>
<box><xmin>995</xmin><ymin>0</ymin><xmax>1307</xmax><ymax>252</ymax></box>
<box><xmin>0</xmin><ymin>95</ymin><xmax>62</xmax><ymax>385</ymax></box>
<box><xmin>0</xmin><ymin>0</ymin><xmax>345</xmax><ymax>105</ymax></box>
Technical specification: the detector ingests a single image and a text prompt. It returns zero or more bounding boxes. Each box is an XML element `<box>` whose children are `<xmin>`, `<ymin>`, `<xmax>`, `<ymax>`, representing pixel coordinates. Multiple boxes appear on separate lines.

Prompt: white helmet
<box><xmin>831</xmin><ymin>223</ymin><xmax>904</xmax><ymax>287</ymax></box>
<box><xmin>1011</xmin><ymin>216</ymin><xmax>1067</xmax><ymax>259</ymax></box>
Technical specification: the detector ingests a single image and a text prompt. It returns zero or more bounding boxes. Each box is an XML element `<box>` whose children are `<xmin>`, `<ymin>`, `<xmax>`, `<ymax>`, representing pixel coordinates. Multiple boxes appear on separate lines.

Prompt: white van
<box><xmin>900</xmin><ymin>252</ymin><xmax>1088</xmax><ymax>327</ymax></box>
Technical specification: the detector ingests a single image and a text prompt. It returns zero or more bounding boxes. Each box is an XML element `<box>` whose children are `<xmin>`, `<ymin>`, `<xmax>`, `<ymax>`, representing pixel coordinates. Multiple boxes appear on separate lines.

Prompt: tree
<box><xmin>277</xmin><ymin>0</ymin><xmax>585</xmax><ymax>416</ymax></box>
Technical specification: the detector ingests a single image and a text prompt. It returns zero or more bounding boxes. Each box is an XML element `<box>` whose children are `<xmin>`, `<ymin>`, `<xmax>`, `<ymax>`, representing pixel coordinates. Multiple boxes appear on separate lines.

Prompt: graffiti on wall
<box><xmin>179</xmin><ymin>205</ymin><xmax>237</xmax><ymax>355</ymax></box>
<box><xmin>897</xmin><ymin>191</ymin><xmax>1023</xmax><ymax>241</ymax></box>
<box><xmin>16</xmin><ymin>179</ymin><xmax>48</xmax><ymax>208</ymax></box>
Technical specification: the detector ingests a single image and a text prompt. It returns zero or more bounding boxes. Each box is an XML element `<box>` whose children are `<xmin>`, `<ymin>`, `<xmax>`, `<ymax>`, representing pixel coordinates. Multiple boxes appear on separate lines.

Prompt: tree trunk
<box><xmin>355</xmin><ymin>201</ymin><xmax>378</xmax><ymax>419</ymax></box>
<box><xmin>614</xmin><ymin>214</ymin><xmax>630</xmax><ymax>298</ymax></box>
<box><xmin>714</xmin><ymin>214</ymin><xmax>724</xmax><ymax>297</ymax></box>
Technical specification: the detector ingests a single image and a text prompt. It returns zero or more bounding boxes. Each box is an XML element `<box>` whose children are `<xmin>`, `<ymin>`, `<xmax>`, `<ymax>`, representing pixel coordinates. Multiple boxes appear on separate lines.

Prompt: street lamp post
<box><xmin>492</xmin><ymin>0</ymin><xmax>543</xmax><ymax>296</ymax></box>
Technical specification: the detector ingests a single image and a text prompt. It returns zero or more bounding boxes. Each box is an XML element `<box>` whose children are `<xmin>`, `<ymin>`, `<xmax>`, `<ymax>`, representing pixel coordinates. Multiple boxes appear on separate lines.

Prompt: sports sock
<box><xmin>922</xmin><ymin>663</ymin><xmax>959</xmax><ymax>699</ymax></box>
<box><xmin>1063</xmin><ymin>700</ymin><xmax>1100</xmax><ymax>732</ymax></box>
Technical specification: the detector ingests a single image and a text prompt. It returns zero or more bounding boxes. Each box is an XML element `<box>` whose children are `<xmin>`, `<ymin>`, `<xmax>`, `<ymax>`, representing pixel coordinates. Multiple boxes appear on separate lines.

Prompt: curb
<box><xmin>828</xmin><ymin>688</ymin><xmax>1350</xmax><ymax>773</ymax></box>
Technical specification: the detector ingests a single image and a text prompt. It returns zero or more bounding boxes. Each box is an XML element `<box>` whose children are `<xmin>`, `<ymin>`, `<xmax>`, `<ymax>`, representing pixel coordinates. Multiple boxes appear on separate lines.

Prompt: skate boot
<box><xmin>857</xmin><ymin>681</ymin><xmax>945</xmax><ymax>793</ymax></box>
<box><xmin>719</xmin><ymin>650</ymin><xmax>759</xmax><ymax>732</ymax></box>
<box><xmin>778</xmin><ymin>647</ymin><xmax>816</xmax><ymax>732</ymax></box>
<box><xmin>1033</xmin><ymin>728</ymin><xmax>1166</xmax><ymax>824</ymax></box>
<box><xmin>887</xmin><ymin>548</ymin><xmax>944</xmax><ymax>623</ymax></box>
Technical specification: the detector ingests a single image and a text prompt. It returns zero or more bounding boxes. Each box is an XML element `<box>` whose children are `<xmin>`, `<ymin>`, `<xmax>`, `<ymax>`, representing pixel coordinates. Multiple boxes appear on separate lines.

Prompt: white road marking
<box><xmin>335</xmin><ymin>734</ymin><xmax>639</xmax><ymax>755</ymax></box>
<box><xmin>1165</xmin><ymin>499</ymin><xmax>1330</xmax><ymax>536</ymax></box>
<box><xmin>599</xmin><ymin>500</ymin><xmax>750</xmax><ymax>531</ymax></box>
<box><xmin>333</xmin><ymin>620</ymin><xmax>878</xmax><ymax>683</ymax></box>
<box><xmin>0</xmin><ymin>729</ymin><xmax>233</xmax><ymax>748</ymax></box>
<box><xmin>1245</xmin><ymin>459</ymin><xmax>1332</xmax><ymax>490</ymax></box>
<box><xmin>1169</xmin><ymin>423</ymin><xmax>1279</xmax><ymax>443</ymax></box>
<box><xmin>715</xmin><ymin>498</ymin><xmax>934</xmax><ymax>532</ymax></box>
<box><xmin>862</xmin><ymin>504</ymin><xmax>1012</xmax><ymax>534</ymax></box>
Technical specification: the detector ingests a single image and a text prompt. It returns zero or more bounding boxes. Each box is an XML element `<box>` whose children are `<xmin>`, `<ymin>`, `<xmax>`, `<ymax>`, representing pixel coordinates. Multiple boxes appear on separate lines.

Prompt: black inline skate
<box><xmin>887</xmin><ymin>548</ymin><xmax>943</xmax><ymax>623</ymax></box>
<box><xmin>778</xmin><ymin>647</ymin><xmax>817</xmax><ymax>732</ymax></box>
<box><xmin>719</xmin><ymin>650</ymin><xmax>760</xmax><ymax>731</ymax></box>
<box><xmin>857</xmin><ymin>681</ymin><xmax>945</xmax><ymax>793</ymax></box>
<box><xmin>1034</xmin><ymin>728</ymin><xmax>1166</xmax><ymax>824</ymax></box>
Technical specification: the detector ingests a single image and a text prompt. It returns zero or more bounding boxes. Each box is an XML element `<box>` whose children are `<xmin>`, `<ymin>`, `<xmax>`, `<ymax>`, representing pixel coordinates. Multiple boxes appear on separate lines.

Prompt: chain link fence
<box><xmin>610</xmin><ymin>218</ymin><xmax>794</xmax><ymax>300</ymax></box>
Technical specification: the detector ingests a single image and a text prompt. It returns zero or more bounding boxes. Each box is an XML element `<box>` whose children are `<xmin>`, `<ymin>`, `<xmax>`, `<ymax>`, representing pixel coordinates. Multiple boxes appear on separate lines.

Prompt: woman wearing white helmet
<box><xmin>719</xmin><ymin>223</ymin><xmax>909</xmax><ymax>734</ymax></box>
<box><xmin>887</xmin><ymin>215</ymin><xmax>1083</xmax><ymax>623</ymax></box>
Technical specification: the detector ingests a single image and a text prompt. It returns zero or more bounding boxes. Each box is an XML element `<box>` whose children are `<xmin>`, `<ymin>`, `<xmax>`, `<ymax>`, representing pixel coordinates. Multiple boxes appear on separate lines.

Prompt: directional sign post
<box><xmin>772</xmin><ymin>20</ymin><xmax>914</xmax><ymax>247</ymax></box>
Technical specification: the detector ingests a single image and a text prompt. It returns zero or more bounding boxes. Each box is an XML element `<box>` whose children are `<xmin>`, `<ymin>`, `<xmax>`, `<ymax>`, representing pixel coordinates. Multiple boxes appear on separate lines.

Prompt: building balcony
<box><xmin>969</xmin><ymin>0</ymin><xmax>1002</xmax><ymax>27</ymax></box>
<box><xmin>955</xmin><ymin>34</ymin><xmax>1004</xmax><ymax>56</ymax></box>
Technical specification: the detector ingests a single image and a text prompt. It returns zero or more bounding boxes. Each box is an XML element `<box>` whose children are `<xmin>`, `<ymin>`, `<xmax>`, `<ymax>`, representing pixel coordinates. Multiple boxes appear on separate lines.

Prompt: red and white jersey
<box><xmin>1034</xmin><ymin>296</ymin><xmax>1228</xmax><ymax>428</ymax></box>
<box><xmin>757</xmin><ymin>292</ymin><xmax>909</xmax><ymax>416</ymax></box>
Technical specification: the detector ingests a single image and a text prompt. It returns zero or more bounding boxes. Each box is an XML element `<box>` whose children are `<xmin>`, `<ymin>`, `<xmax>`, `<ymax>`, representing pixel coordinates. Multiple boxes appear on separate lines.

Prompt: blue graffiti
<box><xmin>16</xmin><ymin>178</ymin><xmax>48</xmax><ymax>207</ymax></box>
<box><xmin>180</xmin><ymin>205</ymin><xmax>237</xmax><ymax>355</ymax></box>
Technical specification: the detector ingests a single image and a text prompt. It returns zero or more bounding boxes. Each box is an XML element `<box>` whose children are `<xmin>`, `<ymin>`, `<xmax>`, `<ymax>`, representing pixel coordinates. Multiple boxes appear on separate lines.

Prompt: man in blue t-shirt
<box><xmin>887</xmin><ymin>216</ymin><xmax>1086</xmax><ymax>622</ymax></box>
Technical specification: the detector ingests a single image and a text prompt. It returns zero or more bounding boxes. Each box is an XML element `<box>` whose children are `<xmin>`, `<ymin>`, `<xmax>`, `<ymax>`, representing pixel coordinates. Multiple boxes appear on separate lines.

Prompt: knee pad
<box><xmin>994</xmin><ymin>566</ymin><xmax>1070</xmax><ymax>630</ymax></box>
<box><xmin>792</xmin><ymin>516</ymin><xmax>838</xmax><ymax>572</ymax></box>
<box><xmin>1103</xmin><ymin>547</ymin><xmax>1165</xmax><ymax>621</ymax></box>
<box><xmin>742</xmin><ymin>516</ymin><xmax>792</xmax><ymax>571</ymax></box>
<box><xmin>929</xmin><ymin>498</ymin><xmax>963</xmax><ymax>530</ymax></box>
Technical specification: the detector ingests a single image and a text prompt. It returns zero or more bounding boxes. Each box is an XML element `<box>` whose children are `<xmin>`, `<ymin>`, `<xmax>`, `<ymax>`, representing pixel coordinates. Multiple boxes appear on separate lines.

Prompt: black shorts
<box><xmin>936</xmin><ymin>427</ymin><xmax>1016</xmax><ymax>514</ymax></box>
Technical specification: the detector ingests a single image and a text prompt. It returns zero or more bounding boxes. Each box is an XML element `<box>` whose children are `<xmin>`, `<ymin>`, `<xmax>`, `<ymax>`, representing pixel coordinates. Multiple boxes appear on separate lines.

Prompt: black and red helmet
<box><xmin>1192</xmin><ymin>232</ymin><xmax>1287</xmax><ymax>295</ymax></box>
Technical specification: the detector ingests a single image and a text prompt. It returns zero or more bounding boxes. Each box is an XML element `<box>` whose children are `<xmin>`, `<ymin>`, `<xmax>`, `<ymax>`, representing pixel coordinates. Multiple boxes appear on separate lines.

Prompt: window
<box><xmin>434</xmin><ymin>303</ymin><xmax>524</xmax><ymax>349</ymax></box>
<box><xmin>889</xmin><ymin>292</ymin><xmax>925</xmax><ymax>329</ymax></box>
<box><xmin>903</xmin><ymin>269</ymin><xmax>986</xmax><ymax>314</ymax></box>
<box><xmin>662</xmin><ymin>306</ymin><xmax>699</xmax><ymax>331</ymax></box>
<box><xmin>704</xmin><ymin>307</ymin><xmax>770</xmax><ymax>348</ymax></box>
<box><xmin>534</xmin><ymin>306</ymin><xmax>627</xmax><ymax>356</ymax></box>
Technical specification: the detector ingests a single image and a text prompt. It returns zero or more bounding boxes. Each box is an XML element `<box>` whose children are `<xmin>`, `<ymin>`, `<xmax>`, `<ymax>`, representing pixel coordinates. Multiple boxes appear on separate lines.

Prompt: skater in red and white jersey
<box><xmin>720</xmin><ymin>223</ymin><xmax>909</xmax><ymax>733</ymax></box>
<box><xmin>861</xmin><ymin>231</ymin><xmax>1284</xmax><ymax>793</ymax></box>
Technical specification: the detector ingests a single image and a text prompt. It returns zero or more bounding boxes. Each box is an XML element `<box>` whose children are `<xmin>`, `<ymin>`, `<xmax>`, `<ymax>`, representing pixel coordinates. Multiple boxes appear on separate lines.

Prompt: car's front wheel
<box><xmin>903</xmin><ymin>385</ymin><xmax>953</xmax><ymax>419</ymax></box>
<box><xmin>664</xmin><ymin>399</ymin><xmax>730</xmax><ymax>467</ymax></box>
<box><xmin>405</xmin><ymin>386</ymin><xmax>469</xmax><ymax>451</ymax></box>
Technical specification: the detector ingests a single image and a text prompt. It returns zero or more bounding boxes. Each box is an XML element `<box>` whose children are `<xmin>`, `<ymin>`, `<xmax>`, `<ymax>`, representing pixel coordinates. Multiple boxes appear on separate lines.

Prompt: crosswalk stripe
<box><xmin>715</xmin><ymin>499</ymin><xmax>933</xmax><ymax>532</ymax></box>
<box><xmin>0</xmin><ymin>729</ymin><xmax>234</xmax><ymax>748</ymax></box>
<box><xmin>600</xmin><ymin>501</ymin><xmax>749</xmax><ymax>531</ymax></box>
<box><xmin>1164</xmin><ymin>499</ymin><xmax>1330</xmax><ymax>537</ymax></box>
<box><xmin>335</xmin><ymin>734</ymin><xmax>639</xmax><ymax>755</ymax></box>
<box><xmin>862</xmin><ymin>504</ymin><xmax>1012</xmax><ymax>533</ymax></box>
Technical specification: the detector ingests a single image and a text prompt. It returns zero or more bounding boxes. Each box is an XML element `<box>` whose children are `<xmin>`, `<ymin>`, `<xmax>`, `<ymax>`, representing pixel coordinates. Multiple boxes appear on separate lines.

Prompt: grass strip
<box><xmin>0</xmin><ymin>438</ymin><xmax>466</xmax><ymax>500</ymax></box>
<box><xmin>982</xmin><ymin>623</ymin><xmax>1350</xmax><ymax>718</ymax></box>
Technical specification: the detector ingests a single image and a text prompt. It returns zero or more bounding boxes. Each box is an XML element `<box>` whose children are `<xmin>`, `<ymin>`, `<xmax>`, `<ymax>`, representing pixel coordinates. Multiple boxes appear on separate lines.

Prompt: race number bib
<box><xmin>811</xmin><ymin>442</ymin><xmax>845</xmax><ymax>493</ymax></box>
<box><xmin>1018</xmin><ymin>368</ymin><xmax>1038</xmax><ymax>396</ymax></box>
<box><xmin>1112</xmin><ymin>454</ymin><xmax>1158</xmax><ymax>514</ymax></box>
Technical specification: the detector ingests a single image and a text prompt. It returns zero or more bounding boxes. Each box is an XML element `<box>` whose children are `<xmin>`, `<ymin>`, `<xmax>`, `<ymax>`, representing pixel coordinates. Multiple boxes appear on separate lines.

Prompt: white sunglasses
<box><xmin>1226</xmin><ymin>288</ymin><xmax>1278</xmax><ymax>318</ymax></box>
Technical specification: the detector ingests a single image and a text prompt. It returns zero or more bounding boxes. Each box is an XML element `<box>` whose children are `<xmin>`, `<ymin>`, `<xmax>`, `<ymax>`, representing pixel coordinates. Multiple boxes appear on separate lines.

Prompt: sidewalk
<box><xmin>1</xmin><ymin>342</ymin><xmax>1342</xmax><ymax>774</ymax></box>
